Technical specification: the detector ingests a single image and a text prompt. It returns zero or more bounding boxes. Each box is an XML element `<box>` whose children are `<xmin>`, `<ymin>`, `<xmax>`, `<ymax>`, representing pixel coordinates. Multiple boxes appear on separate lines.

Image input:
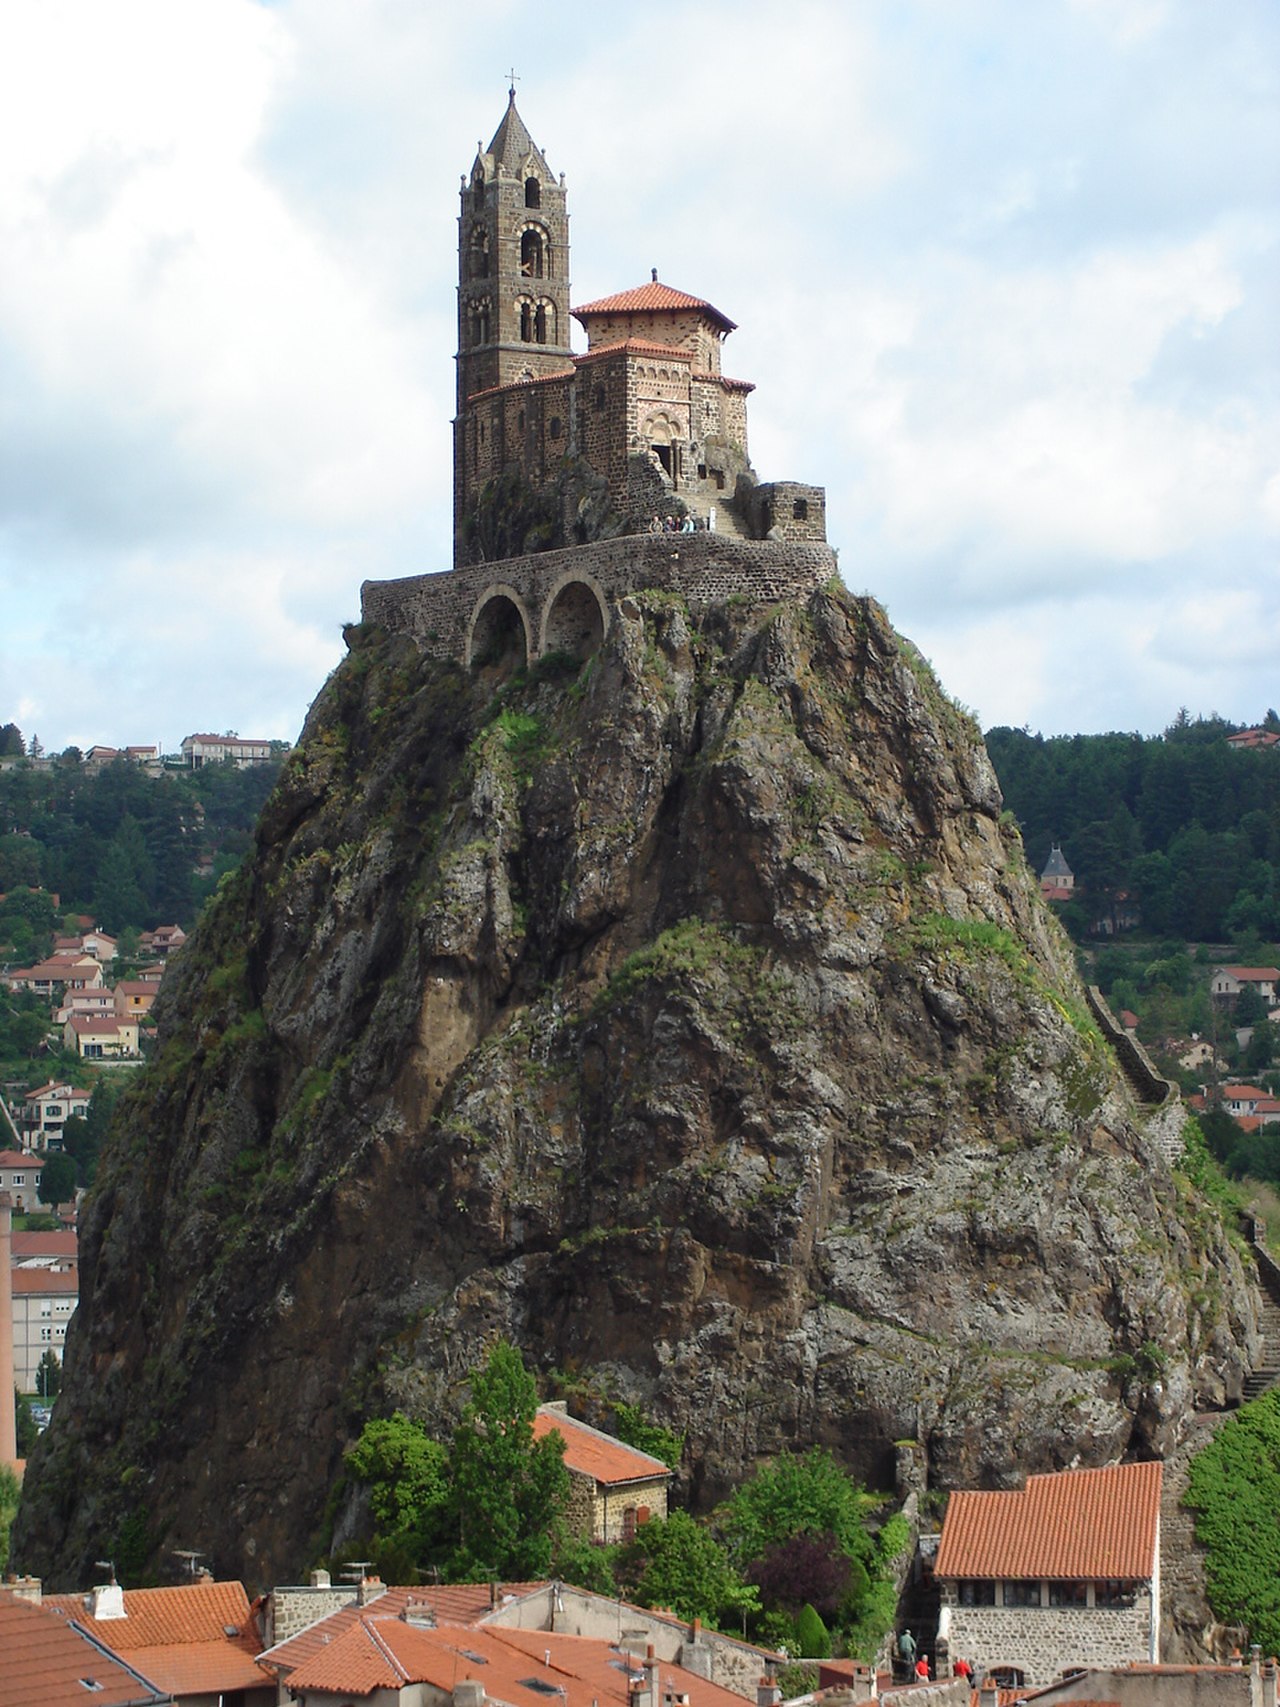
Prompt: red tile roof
<box><xmin>42</xmin><ymin>1580</ymin><xmax>271</xmax><ymax>1698</ymax></box>
<box><xmin>280</xmin><ymin>1615</ymin><xmax>747</xmax><ymax>1707</ymax></box>
<box><xmin>934</xmin><ymin>1461</ymin><xmax>1162</xmax><ymax>1580</ymax></box>
<box><xmin>0</xmin><ymin>1591</ymin><xmax>172</xmax><ymax>1706</ymax></box>
<box><xmin>533</xmin><ymin>1406</ymin><xmax>673</xmax><ymax>1485</ymax></box>
<box><xmin>574</xmin><ymin>337</ymin><xmax>694</xmax><ymax>365</ymax></box>
<box><xmin>574</xmin><ymin>281</ymin><xmax>736</xmax><ymax>333</ymax></box>
<box><xmin>1218</xmin><ymin>966</ymin><xmax>1280</xmax><ymax>980</ymax></box>
<box><xmin>11</xmin><ymin>1267</ymin><xmax>78</xmax><ymax>1298</ymax></box>
<box><xmin>259</xmin><ymin>1583</ymin><xmax>548</xmax><ymax>1677</ymax></box>
<box><xmin>11</xmin><ymin>1229</ymin><xmax>78</xmax><ymax>1262</ymax></box>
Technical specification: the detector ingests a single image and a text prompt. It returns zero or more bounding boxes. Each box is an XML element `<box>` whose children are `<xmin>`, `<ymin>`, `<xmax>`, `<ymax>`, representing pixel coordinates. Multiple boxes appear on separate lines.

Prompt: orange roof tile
<box><xmin>259</xmin><ymin>1582</ymin><xmax>548</xmax><ymax>1677</ymax></box>
<box><xmin>43</xmin><ymin>1580</ymin><xmax>271</xmax><ymax>1697</ymax></box>
<box><xmin>574</xmin><ymin>281</ymin><xmax>736</xmax><ymax>332</ymax></box>
<box><xmin>533</xmin><ymin>1406</ymin><xmax>673</xmax><ymax>1485</ymax></box>
<box><xmin>935</xmin><ymin>1461</ymin><xmax>1162</xmax><ymax>1581</ymax></box>
<box><xmin>0</xmin><ymin>1592</ymin><xmax>172</xmax><ymax>1706</ymax></box>
<box><xmin>574</xmin><ymin>337</ymin><xmax>694</xmax><ymax>364</ymax></box>
<box><xmin>11</xmin><ymin>1267</ymin><xmax>78</xmax><ymax>1297</ymax></box>
<box><xmin>281</xmin><ymin>1615</ymin><xmax>748</xmax><ymax>1707</ymax></box>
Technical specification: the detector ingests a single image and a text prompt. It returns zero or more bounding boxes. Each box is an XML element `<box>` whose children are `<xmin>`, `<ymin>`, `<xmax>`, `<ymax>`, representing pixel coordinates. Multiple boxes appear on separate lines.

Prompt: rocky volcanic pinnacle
<box><xmin>14</xmin><ymin>584</ymin><xmax>1257</xmax><ymax>1589</ymax></box>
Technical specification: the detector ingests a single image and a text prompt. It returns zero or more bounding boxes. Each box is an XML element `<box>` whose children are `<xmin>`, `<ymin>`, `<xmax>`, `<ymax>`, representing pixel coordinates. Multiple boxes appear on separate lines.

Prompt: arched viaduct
<box><xmin>360</xmin><ymin>534</ymin><xmax>839</xmax><ymax>668</ymax></box>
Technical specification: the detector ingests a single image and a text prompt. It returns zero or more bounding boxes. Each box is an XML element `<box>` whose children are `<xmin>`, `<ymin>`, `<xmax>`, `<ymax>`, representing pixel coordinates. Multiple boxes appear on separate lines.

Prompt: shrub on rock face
<box><xmin>794</xmin><ymin>1602</ymin><xmax>831</xmax><ymax>1659</ymax></box>
<box><xmin>1185</xmin><ymin>1389</ymin><xmax>1280</xmax><ymax>1653</ymax></box>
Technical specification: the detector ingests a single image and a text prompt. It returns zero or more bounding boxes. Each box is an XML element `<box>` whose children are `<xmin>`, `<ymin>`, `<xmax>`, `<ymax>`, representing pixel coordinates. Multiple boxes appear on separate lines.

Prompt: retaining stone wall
<box><xmin>361</xmin><ymin>534</ymin><xmax>839</xmax><ymax>665</ymax></box>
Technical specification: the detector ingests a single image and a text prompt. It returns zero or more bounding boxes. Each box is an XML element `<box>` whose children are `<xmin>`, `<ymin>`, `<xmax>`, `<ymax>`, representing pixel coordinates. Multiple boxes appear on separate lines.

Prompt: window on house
<box><xmin>957</xmin><ymin>1581</ymin><xmax>996</xmax><ymax>1607</ymax></box>
<box><xmin>1001</xmin><ymin>1581</ymin><xmax>1042</xmax><ymax>1608</ymax></box>
<box><xmin>525</xmin><ymin>176</ymin><xmax>541</xmax><ymax>208</ymax></box>
<box><xmin>1048</xmin><ymin>1581</ymin><xmax>1088</xmax><ymax>1608</ymax></box>
<box><xmin>1094</xmin><ymin>1580</ymin><xmax>1137</xmax><ymax>1609</ymax></box>
<box><xmin>40</xmin><ymin>1328</ymin><xmax>52</xmax><ymax>1341</ymax></box>
<box><xmin>40</xmin><ymin>1303</ymin><xmax>52</xmax><ymax>1317</ymax></box>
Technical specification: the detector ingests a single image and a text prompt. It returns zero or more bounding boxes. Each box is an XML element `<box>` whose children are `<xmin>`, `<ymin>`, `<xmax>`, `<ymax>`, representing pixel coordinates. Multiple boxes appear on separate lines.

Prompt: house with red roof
<box><xmin>18</xmin><ymin>1081</ymin><xmax>91</xmax><ymax>1147</ymax></box>
<box><xmin>41</xmin><ymin>1578</ymin><xmax>275</xmax><ymax>1707</ymax></box>
<box><xmin>933</xmin><ymin>1461</ymin><xmax>1163</xmax><ymax>1688</ymax></box>
<box><xmin>63</xmin><ymin>1012</ymin><xmax>140</xmax><ymax>1059</ymax></box>
<box><xmin>1211</xmin><ymin>967</ymin><xmax>1280</xmax><ymax>1006</ymax></box>
<box><xmin>533</xmin><ymin>1403</ymin><xmax>672</xmax><ymax>1543</ymax></box>
<box><xmin>11</xmin><ymin>1262</ymin><xmax>77</xmax><ymax>1390</ymax></box>
<box><xmin>260</xmin><ymin>1589</ymin><xmax>755</xmax><ymax>1707</ymax></box>
<box><xmin>0</xmin><ymin>1587</ymin><xmax>173</xmax><ymax>1707</ymax></box>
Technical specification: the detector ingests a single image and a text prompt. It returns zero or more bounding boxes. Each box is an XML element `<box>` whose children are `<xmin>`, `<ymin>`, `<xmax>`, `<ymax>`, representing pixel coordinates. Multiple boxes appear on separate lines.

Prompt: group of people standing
<box><xmin>896</xmin><ymin>1628</ymin><xmax>974</xmax><ymax>1685</ymax></box>
<box><xmin>647</xmin><ymin>510</ymin><xmax>714</xmax><ymax>534</ymax></box>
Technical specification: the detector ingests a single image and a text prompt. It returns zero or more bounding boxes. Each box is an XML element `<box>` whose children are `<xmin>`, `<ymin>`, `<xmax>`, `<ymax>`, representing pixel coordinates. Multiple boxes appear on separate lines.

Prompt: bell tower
<box><xmin>456</xmin><ymin>90</ymin><xmax>573</xmax><ymax>403</ymax></box>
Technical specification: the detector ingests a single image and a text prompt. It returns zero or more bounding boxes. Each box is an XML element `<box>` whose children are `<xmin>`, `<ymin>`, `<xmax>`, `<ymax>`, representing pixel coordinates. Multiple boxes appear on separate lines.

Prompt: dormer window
<box><xmin>525</xmin><ymin>175</ymin><xmax>541</xmax><ymax>208</ymax></box>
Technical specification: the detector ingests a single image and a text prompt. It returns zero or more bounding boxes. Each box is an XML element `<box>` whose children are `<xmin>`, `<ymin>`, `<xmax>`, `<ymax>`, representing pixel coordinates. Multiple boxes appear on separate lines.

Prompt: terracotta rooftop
<box><xmin>11</xmin><ymin>1266</ymin><xmax>78</xmax><ymax>1297</ymax></box>
<box><xmin>534</xmin><ymin>1405</ymin><xmax>673</xmax><ymax>1485</ymax></box>
<box><xmin>0</xmin><ymin>1591</ymin><xmax>171</xmax><ymax>1706</ymax></box>
<box><xmin>934</xmin><ymin>1461</ymin><xmax>1162</xmax><ymax>1580</ymax></box>
<box><xmin>11</xmin><ymin>1229</ymin><xmax>78</xmax><ymax>1262</ymax></box>
<box><xmin>42</xmin><ymin>1580</ymin><xmax>271</xmax><ymax>1699</ymax></box>
<box><xmin>1218</xmin><ymin>966</ymin><xmax>1280</xmax><ymax>980</ymax></box>
<box><xmin>279</xmin><ymin>1615</ymin><xmax>747</xmax><ymax>1707</ymax></box>
<box><xmin>574</xmin><ymin>280</ymin><xmax>736</xmax><ymax>333</ymax></box>
<box><xmin>259</xmin><ymin>1582</ymin><xmax>548</xmax><ymax>1676</ymax></box>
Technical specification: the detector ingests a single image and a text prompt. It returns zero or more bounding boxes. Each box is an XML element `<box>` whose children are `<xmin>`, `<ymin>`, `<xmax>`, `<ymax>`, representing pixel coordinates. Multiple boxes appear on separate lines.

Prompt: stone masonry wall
<box><xmin>946</xmin><ymin>1598</ymin><xmax>1155</xmax><ymax>1687</ymax></box>
<box><xmin>361</xmin><ymin>534</ymin><xmax>838</xmax><ymax>665</ymax></box>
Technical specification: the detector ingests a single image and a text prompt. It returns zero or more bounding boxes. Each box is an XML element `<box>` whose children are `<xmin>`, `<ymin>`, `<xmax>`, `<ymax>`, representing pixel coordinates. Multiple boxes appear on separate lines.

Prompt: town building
<box><xmin>1039</xmin><ymin>845</ymin><xmax>1074</xmax><ymax>901</ymax></box>
<box><xmin>259</xmin><ymin>1578</ymin><xmax>763</xmax><ymax>1707</ymax></box>
<box><xmin>933</xmin><ymin>1460</ymin><xmax>1162</xmax><ymax>1688</ymax></box>
<box><xmin>179</xmin><ymin>733</ymin><xmax>275</xmax><ymax>767</ymax></box>
<box><xmin>62</xmin><ymin>1012</ymin><xmax>140</xmax><ymax>1059</ymax></box>
<box><xmin>1211</xmin><ymin>967</ymin><xmax>1280</xmax><ymax>1006</ymax></box>
<box><xmin>10</xmin><ymin>1263</ymin><xmax>77</xmax><ymax>1390</ymax></box>
<box><xmin>17</xmin><ymin>1081</ymin><xmax>91</xmax><ymax>1149</ymax></box>
<box><xmin>0</xmin><ymin>1587</ymin><xmax>174</xmax><ymax>1707</ymax></box>
<box><xmin>533</xmin><ymin>1402</ymin><xmax>672</xmax><ymax>1543</ymax></box>
<box><xmin>40</xmin><ymin>1578</ymin><xmax>275</xmax><ymax>1707</ymax></box>
<box><xmin>0</xmin><ymin>1149</ymin><xmax>40</xmax><ymax>1213</ymax></box>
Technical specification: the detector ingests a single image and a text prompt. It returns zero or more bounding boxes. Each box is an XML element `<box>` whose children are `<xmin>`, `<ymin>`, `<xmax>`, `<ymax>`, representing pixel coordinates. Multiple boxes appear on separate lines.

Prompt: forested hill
<box><xmin>0</xmin><ymin>752</ymin><xmax>282</xmax><ymax>937</ymax></box>
<box><xmin>986</xmin><ymin>713</ymin><xmax>1280</xmax><ymax>941</ymax></box>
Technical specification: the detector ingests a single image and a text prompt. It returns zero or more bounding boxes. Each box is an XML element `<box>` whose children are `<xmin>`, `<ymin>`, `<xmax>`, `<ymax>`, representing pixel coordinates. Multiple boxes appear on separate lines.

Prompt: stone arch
<box><xmin>519</xmin><ymin>224</ymin><xmax>549</xmax><ymax>278</ymax></box>
<box><xmin>540</xmin><ymin>572</ymin><xmax>608</xmax><ymax>662</ymax></box>
<box><xmin>467</xmin><ymin>585</ymin><xmax>533</xmax><ymax>670</ymax></box>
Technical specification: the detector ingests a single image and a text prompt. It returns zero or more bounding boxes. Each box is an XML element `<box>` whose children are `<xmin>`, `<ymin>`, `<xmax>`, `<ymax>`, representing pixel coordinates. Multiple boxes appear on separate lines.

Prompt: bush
<box><xmin>1185</xmin><ymin>1389</ymin><xmax>1280</xmax><ymax>1651</ymax></box>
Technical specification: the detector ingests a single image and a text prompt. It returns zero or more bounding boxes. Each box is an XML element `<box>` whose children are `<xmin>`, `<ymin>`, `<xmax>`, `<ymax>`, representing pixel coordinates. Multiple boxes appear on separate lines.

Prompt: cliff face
<box><xmin>15</xmin><ymin>585</ymin><xmax>1255</xmax><ymax>1588</ymax></box>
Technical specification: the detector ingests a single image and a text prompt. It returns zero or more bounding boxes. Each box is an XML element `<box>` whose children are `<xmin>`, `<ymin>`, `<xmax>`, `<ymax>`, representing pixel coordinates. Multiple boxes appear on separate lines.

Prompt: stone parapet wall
<box><xmin>946</xmin><ymin>1602</ymin><xmax>1154</xmax><ymax>1687</ymax></box>
<box><xmin>361</xmin><ymin>534</ymin><xmax>838</xmax><ymax>665</ymax></box>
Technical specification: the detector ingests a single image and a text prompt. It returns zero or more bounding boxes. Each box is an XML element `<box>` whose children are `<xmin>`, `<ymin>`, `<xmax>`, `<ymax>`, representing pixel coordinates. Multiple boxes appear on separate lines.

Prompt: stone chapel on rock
<box><xmin>451</xmin><ymin>89</ymin><xmax>826</xmax><ymax>564</ymax></box>
<box><xmin>362</xmin><ymin>93</ymin><xmax>837</xmax><ymax>667</ymax></box>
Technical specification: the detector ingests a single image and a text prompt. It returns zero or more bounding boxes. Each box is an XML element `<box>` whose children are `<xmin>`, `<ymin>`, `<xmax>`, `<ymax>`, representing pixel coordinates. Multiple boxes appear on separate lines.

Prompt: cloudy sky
<box><xmin>2</xmin><ymin>0</ymin><xmax>1276</xmax><ymax>754</ymax></box>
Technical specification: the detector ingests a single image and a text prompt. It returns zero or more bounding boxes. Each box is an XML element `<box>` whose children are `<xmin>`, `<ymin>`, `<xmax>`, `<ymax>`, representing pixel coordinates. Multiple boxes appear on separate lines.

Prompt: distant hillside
<box><xmin>986</xmin><ymin>714</ymin><xmax>1280</xmax><ymax>941</ymax></box>
<box><xmin>0</xmin><ymin>748</ymin><xmax>282</xmax><ymax>936</ymax></box>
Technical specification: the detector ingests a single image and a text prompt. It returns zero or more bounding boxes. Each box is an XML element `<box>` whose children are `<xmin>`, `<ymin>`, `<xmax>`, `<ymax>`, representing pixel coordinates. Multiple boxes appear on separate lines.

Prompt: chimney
<box><xmin>402</xmin><ymin>1598</ymin><xmax>437</xmax><ymax>1628</ymax></box>
<box><xmin>979</xmin><ymin>1679</ymin><xmax>999</xmax><ymax>1707</ymax></box>
<box><xmin>357</xmin><ymin>1575</ymin><xmax>385</xmax><ymax>1606</ymax></box>
<box><xmin>310</xmin><ymin>1568</ymin><xmax>331</xmax><ymax>1588</ymax></box>
<box><xmin>455</xmin><ymin>1681</ymin><xmax>486</xmax><ymax>1707</ymax></box>
<box><xmin>490</xmin><ymin>1579</ymin><xmax>500</xmax><ymax>1609</ymax></box>
<box><xmin>757</xmin><ymin>1680</ymin><xmax>782</xmax><ymax>1707</ymax></box>
<box><xmin>90</xmin><ymin>1582</ymin><xmax>126</xmax><ymax>1620</ymax></box>
<box><xmin>4</xmin><ymin>1575</ymin><xmax>41</xmax><ymax>1605</ymax></box>
<box><xmin>1262</xmin><ymin>1659</ymin><xmax>1277</xmax><ymax>1707</ymax></box>
<box><xmin>0</xmin><ymin>1194</ymin><xmax>15</xmax><ymax>1469</ymax></box>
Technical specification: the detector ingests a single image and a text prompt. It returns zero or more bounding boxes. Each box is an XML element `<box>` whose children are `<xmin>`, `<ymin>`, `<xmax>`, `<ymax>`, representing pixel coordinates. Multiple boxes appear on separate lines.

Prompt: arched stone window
<box><xmin>525</xmin><ymin>175</ymin><xmax>541</xmax><ymax>208</ymax></box>
<box><xmin>520</xmin><ymin>227</ymin><xmax>546</xmax><ymax>279</ymax></box>
<box><xmin>535</xmin><ymin>302</ymin><xmax>551</xmax><ymax>343</ymax></box>
<box><xmin>468</xmin><ymin>225</ymin><xmax>490</xmax><ymax>279</ymax></box>
<box><xmin>520</xmin><ymin>301</ymin><xmax>533</xmax><ymax>342</ymax></box>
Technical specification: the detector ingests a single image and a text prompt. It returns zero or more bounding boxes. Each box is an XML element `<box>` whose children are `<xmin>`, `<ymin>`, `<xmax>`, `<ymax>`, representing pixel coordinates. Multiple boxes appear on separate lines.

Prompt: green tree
<box><xmin>794</xmin><ymin>1602</ymin><xmax>831</xmax><ymax>1659</ymax></box>
<box><xmin>0</xmin><ymin>723</ymin><xmax>23</xmax><ymax>757</ymax></box>
<box><xmin>718</xmin><ymin>1448</ymin><xmax>876</xmax><ymax>1573</ymax></box>
<box><xmin>613</xmin><ymin>1402</ymin><xmax>683</xmax><ymax>1469</ymax></box>
<box><xmin>38</xmin><ymin>1151</ymin><xmax>78</xmax><ymax>1207</ymax></box>
<box><xmin>36</xmin><ymin>1348</ymin><xmax>61</xmax><ymax>1398</ymax></box>
<box><xmin>552</xmin><ymin>1527</ymin><xmax>620</xmax><ymax>1594</ymax></box>
<box><xmin>620</xmin><ymin>1510</ymin><xmax>758</xmax><ymax>1626</ymax></box>
<box><xmin>448</xmin><ymin>1341</ymin><xmax>569</xmax><ymax>1579</ymax></box>
<box><xmin>14</xmin><ymin>1389</ymin><xmax>36</xmax><ymax>1457</ymax></box>
<box><xmin>346</xmin><ymin>1413</ymin><xmax>452</xmax><ymax>1573</ymax></box>
<box><xmin>0</xmin><ymin>1462</ymin><xmax>19</xmax><ymax>1573</ymax></box>
<box><xmin>1185</xmin><ymin>1389</ymin><xmax>1280</xmax><ymax>1652</ymax></box>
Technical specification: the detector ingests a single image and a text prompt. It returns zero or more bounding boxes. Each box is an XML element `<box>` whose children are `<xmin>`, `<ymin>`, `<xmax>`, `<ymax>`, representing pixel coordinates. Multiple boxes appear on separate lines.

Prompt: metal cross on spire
<box><xmin>506</xmin><ymin>68</ymin><xmax>520</xmax><ymax>98</ymax></box>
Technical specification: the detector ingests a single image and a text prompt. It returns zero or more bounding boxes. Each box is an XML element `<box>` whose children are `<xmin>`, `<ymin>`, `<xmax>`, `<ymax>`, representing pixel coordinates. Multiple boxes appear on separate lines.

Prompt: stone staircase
<box><xmin>675</xmin><ymin>487</ymin><xmax>754</xmax><ymax>540</ymax></box>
